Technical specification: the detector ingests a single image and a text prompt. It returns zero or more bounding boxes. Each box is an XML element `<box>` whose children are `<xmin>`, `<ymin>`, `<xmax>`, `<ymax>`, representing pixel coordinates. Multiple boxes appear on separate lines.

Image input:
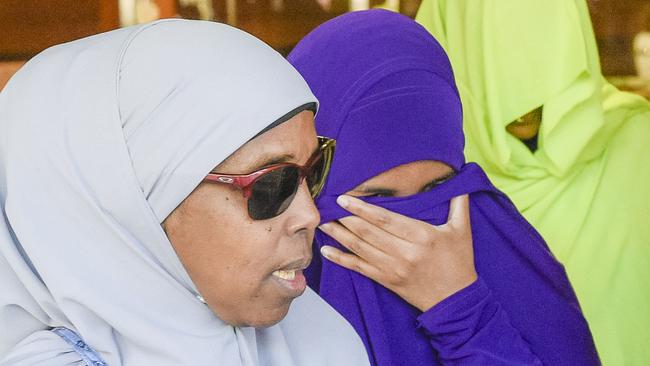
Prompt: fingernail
<box><xmin>320</xmin><ymin>246</ymin><xmax>334</xmax><ymax>258</ymax></box>
<box><xmin>337</xmin><ymin>195</ymin><xmax>350</xmax><ymax>208</ymax></box>
<box><xmin>319</xmin><ymin>223</ymin><xmax>331</xmax><ymax>231</ymax></box>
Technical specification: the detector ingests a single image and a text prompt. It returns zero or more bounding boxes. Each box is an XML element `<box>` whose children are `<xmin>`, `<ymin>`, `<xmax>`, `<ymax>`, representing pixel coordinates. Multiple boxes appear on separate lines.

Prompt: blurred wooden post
<box><xmin>99</xmin><ymin>0</ymin><xmax>120</xmax><ymax>31</ymax></box>
<box><xmin>350</xmin><ymin>0</ymin><xmax>369</xmax><ymax>11</ymax></box>
<box><xmin>225</xmin><ymin>0</ymin><xmax>237</xmax><ymax>26</ymax></box>
<box><xmin>154</xmin><ymin>0</ymin><xmax>177</xmax><ymax>18</ymax></box>
<box><xmin>386</xmin><ymin>0</ymin><xmax>399</xmax><ymax>11</ymax></box>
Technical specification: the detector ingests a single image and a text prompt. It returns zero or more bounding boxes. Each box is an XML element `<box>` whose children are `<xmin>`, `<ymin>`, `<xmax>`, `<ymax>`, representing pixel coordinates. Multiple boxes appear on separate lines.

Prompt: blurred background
<box><xmin>1</xmin><ymin>0</ymin><xmax>650</xmax><ymax>97</ymax></box>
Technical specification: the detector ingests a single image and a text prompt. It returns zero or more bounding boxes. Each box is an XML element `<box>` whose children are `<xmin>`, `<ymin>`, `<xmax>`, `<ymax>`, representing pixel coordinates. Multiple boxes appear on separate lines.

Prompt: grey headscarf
<box><xmin>0</xmin><ymin>19</ymin><xmax>369</xmax><ymax>366</ymax></box>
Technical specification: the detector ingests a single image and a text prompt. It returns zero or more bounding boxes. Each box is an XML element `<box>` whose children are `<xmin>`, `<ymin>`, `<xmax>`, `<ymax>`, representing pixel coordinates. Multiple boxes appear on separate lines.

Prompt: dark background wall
<box><xmin>1</xmin><ymin>0</ymin><xmax>648</xmax><ymax>90</ymax></box>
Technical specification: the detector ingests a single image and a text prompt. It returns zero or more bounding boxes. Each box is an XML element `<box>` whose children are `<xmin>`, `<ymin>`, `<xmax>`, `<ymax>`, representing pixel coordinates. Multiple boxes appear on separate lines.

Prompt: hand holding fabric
<box><xmin>319</xmin><ymin>194</ymin><xmax>477</xmax><ymax>311</ymax></box>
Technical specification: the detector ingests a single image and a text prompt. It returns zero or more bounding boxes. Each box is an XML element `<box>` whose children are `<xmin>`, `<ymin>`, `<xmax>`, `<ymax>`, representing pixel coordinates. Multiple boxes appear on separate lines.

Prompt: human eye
<box><xmin>353</xmin><ymin>189</ymin><xmax>395</xmax><ymax>198</ymax></box>
<box><xmin>421</xmin><ymin>172</ymin><xmax>456</xmax><ymax>192</ymax></box>
<box><xmin>364</xmin><ymin>192</ymin><xmax>393</xmax><ymax>198</ymax></box>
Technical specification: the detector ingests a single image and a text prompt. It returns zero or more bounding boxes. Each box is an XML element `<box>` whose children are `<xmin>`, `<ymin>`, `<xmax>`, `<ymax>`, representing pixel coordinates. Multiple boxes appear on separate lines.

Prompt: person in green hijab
<box><xmin>416</xmin><ymin>0</ymin><xmax>650</xmax><ymax>364</ymax></box>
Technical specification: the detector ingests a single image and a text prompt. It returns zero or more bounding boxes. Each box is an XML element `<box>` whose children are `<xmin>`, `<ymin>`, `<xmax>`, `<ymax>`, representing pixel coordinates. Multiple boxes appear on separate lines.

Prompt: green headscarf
<box><xmin>417</xmin><ymin>0</ymin><xmax>650</xmax><ymax>364</ymax></box>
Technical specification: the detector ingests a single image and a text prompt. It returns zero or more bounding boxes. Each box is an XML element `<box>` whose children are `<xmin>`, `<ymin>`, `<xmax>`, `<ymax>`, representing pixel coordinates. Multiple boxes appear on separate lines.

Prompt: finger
<box><xmin>336</xmin><ymin>195</ymin><xmax>424</xmax><ymax>241</ymax></box>
<box><xmin>447</xmin><ymin>194</ymin><xmax>470</xmax><ymax>228</ymax></box>
<box><xmin>319</xmin><ymin>222</ymin><xmax>392</xmax><ymax>265</ymax></box>
<box><xmin>337</xmin><ymin>215</ymin><xmax>410</xmax><ymax>254</ymax></box>
<box><xmin>320</xmin><ymin>245</ymin><xmax>383</xmax><ymax>280</ymax></box>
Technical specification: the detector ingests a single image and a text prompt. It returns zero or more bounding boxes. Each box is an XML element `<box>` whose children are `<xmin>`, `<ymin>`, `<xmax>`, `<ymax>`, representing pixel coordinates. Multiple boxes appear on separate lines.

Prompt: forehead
<box><xmin>216</xmin><ymin>111</ymin><xmax>317</xmax><ymax>173</ymax></box>
<box><xmin>355</xmin><ymin>160</ymin><xmax>452</xmax><ymax>190</ymax></box>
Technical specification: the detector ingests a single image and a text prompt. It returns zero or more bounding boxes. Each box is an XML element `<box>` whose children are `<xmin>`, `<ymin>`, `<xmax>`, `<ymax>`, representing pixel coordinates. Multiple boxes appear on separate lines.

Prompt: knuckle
<box><xmin>335</xmin><ymin>253</ymin><xmax>348</xmax><ymax>265</ymax></box>
<box><xmin>402</xmin><ymin>251</ymin><xmax>419</xmax><ymax>267</ymax></box>
<box><xmin>355</xmin><ymin>224</ymin><xmax>371</xmax><ymax>238</ymax></box>
<box><xmin>392</xmin><ymin>266</ymin><xmax>409</xmax><ymax>284</ymax></box>
<box><xmin>376</xmin><ymin>213</ymin><xmax>391</xmax><ymax>226</ymax></box>
<box><xmin>351</xmin><ymin>262</ymin><xmax>364</xmax><ymax>274</ymax></box>
<box><xmin>347</xmin><ymin>238</ymin><xmax>363</xmax><ymax>254</ymax></box>
<box><xmin>385</xmin><ymin>273</ymin><xmax>400</xmax><ymax>286</ymax></box>
<box><xmin>414</xmin><ymin>230</ymin><xmax>432</xmax><ymax>245</ymax></box>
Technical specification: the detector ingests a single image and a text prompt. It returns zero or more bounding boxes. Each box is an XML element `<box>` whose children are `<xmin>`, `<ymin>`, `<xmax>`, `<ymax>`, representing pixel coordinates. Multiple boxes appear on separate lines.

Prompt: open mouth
<box><xmin>272</xmin><ymin>269</ymin><xmax>299</xmax><ymax>280</ymax></box>
<box><xmin>271</xmin><ymin>259</ymin><xmax>310</xmax><ymax>295</ymax></box>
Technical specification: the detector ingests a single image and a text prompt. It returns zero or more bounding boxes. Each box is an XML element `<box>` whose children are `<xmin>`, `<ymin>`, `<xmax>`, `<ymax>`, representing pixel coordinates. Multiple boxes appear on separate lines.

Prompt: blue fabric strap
<box><xmin>51</xmin><ymin>327</ymin><xmax>108</xmax><ymax>366</ymax></box>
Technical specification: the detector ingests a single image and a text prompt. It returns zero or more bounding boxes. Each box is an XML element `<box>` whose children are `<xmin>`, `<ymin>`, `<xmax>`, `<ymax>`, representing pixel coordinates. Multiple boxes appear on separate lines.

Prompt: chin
<box><xmin>222</xmin><ymin>302</ymin><xmax>293</xmax><ymax>328</ymax></box>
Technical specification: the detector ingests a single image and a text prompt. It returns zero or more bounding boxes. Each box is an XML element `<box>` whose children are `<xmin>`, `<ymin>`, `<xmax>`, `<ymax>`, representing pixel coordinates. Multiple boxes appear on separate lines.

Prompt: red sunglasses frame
<box><xmin>203</xmin><ymin>136</ymin><xmax>335</xmax><ymax>199</ymax></box>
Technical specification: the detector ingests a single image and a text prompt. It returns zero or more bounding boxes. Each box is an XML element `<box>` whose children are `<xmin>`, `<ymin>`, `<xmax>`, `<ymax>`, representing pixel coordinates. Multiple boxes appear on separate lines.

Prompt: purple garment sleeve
<box><xmin>417</xmin><ymin>278</ymin><xmax>543</xmax><ymax>365</ymax></box>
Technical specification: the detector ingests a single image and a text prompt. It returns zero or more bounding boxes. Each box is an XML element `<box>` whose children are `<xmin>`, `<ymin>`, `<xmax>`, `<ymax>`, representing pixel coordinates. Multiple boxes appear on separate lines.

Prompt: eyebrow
<box><xmin>254</xmin><ymin>153</ymin><xmax>297</xmax><ymax>169</ymax></box>
<box><xmin>248</xmin><ymin>145</ymin><xmax>320</xmax><ymax>171</ymax></box>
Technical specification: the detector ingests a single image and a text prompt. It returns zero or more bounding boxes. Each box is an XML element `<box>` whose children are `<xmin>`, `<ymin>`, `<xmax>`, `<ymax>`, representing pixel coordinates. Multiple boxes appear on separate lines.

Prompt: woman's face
<box><xmin>346</xmin><ymin>160</ymin><xmax>455</xmax><ymax>198</ymax></box>
<box><xmin>505</xmin><ymin>107</ymin><xmax>543</xmax><ymax>140</ymax></box>
<box><xmin>163</xmin><ymin>111</ymin><xmax>320</xmax><ymax>328</ymax></box>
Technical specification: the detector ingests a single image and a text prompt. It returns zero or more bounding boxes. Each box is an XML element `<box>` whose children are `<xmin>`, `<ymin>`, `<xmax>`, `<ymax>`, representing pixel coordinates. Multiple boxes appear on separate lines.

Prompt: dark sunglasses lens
<box><xmin>248</xmin><ymin>166</ymin><xmax>300</xmax><ymax>220</ymax></box>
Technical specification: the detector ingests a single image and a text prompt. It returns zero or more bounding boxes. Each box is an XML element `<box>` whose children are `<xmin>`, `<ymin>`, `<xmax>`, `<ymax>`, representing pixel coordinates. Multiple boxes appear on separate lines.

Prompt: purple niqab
<box><xmin>289</xmin><ymin>10</ymin><xmax>599</xmax><ymax>366</ymax></box>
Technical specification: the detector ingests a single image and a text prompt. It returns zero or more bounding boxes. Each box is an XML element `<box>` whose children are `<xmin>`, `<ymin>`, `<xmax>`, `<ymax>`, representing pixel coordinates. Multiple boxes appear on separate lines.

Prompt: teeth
<box><xmin>272</xmin><ymin>269</ymin><xmax>296</xmax><ymax>280</ymax></box>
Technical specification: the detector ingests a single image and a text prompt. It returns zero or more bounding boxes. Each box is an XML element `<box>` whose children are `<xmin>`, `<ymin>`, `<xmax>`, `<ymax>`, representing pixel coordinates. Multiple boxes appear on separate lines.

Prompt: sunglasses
<box><xmin>204</xmin><ymin>136</ymin><xmax>335</xmax><ymax>220</ymax></box>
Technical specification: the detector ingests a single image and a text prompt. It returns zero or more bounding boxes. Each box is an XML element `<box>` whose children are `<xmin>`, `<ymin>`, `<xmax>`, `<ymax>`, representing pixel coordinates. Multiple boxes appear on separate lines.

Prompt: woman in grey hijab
<box><xmin>0</xmin><ymin>19</ymin><xmax>369</xmax><ymax>366</ymax></box>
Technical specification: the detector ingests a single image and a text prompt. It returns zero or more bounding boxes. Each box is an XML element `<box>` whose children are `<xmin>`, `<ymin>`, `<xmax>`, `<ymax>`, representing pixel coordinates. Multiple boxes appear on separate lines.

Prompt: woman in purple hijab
<box><xmin>288</xmin><ymin>10</ymin><xmax>599</xmax><ymax>366</ymax></box>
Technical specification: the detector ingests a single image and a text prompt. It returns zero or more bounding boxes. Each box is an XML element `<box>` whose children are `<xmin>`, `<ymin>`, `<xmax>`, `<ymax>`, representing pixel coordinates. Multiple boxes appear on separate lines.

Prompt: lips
<box><xmin>271</xmin><ymin>257</ymin><xmax>311</xmax><ymax>294</ymax></box>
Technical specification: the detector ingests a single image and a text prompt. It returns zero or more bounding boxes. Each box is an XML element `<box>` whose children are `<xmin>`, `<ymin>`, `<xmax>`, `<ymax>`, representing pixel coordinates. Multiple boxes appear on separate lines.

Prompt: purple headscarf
<box><xmin>289</xmin><ymin>10</ymin><xmax>599</xmax><ymax>366</ymax></box>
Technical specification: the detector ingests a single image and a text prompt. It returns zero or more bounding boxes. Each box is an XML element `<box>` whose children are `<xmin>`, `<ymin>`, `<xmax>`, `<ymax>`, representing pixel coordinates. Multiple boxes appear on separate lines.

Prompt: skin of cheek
<box><xmin>164</xmin><ymin>182</ymin><xmax>296</xmax><ymax>328</ymax></box>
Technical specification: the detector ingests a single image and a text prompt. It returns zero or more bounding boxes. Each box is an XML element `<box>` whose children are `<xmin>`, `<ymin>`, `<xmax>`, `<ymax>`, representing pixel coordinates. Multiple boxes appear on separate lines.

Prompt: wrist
<box><xmin>415</xmin><ymin>271</ymin><xmax>478</xmax><ymax>311</ymax></box>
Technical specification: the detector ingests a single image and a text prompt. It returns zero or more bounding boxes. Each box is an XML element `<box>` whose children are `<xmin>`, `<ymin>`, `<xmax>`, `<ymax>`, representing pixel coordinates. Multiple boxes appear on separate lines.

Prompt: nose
<box><xmin>284</xmin><ymin>180</ymin><xmax>321</xmax><ymax>236</ymax></box>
